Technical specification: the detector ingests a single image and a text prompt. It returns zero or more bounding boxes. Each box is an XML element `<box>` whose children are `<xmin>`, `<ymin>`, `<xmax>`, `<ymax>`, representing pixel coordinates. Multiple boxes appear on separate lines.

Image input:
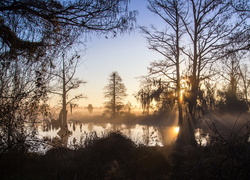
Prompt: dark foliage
<box><xmin>0</xmin><ymin>0</ymin><xmax>137</xmax><ymax>61</ymax></box>
<box><xmin>0</xmin><ymin>0</ymin><xmax>136</xmax><ymax>155</ymax></box>
<box><xmin>1</xmin><ymin>131</ymin><xmax>249</xmax><ymax>180</ymax></box>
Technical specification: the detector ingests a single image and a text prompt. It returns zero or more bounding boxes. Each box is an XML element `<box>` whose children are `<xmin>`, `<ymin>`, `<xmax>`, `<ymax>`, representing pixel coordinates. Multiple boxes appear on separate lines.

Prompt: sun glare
<box><xmin>180</xmin><ymin>89</ymin><xmax>184</xmax><ymax>96</ymax></box>
<box><xmin>173</xmin><ymin>126</ymin><xmax>179</xmax><ymax>134</ymax></box>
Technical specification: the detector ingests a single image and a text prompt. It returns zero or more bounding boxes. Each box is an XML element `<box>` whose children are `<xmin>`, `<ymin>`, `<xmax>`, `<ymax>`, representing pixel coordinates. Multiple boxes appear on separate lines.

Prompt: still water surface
<box><xmin>37</xmin><ymin>121</ymin><xmax>209</xmax><ymax>153</ymax></box>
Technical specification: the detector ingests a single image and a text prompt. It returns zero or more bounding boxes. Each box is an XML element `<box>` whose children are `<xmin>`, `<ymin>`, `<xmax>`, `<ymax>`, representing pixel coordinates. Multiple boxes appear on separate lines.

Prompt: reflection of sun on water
<box><xmin>161</xmin><ymin>126</ymin><xmax>180</xmax><ymax>145</ymax></box>
<box><xmin>195</xmin><ymin>128</ymin><xmax>209</xmax><ymax>146</ymax></box>
<box><xmin>180</xmin><ymin>89</ymin><xmax>184</xmax><ymax>97</ymax></box>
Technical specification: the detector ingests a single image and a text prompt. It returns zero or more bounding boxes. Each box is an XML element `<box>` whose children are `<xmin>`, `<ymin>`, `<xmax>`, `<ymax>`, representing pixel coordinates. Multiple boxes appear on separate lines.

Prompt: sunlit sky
<box><xmin>72</xmin><ymin>0</ymin><xmax>165</xmax><ymax>108</ymax></box>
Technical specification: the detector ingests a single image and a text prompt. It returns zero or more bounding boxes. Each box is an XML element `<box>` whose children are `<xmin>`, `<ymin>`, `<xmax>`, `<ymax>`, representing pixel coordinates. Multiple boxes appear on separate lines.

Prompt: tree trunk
<box><xmin>62</xmin><ymin>56</ymin><xmax>68</xmax><ymax>129</ymax></box>
<box><xmin>112</xmin><ymin>73</ymin><xmax>116</xmax><ymax>118</ymax></box>
<box><xmin>176</xmin><ymin>21</ymin><xmax>184</xmax><ymax>145</ymax></box>
<box><xmin>179</xmin><ymin>0</ymin><xmax>199</xmax><ymax>147</ymax></box>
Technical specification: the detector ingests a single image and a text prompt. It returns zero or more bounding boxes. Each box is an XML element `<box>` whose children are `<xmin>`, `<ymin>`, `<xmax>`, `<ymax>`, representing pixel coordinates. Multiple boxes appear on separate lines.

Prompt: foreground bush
<box><xmin>0</xmin><ymin>132</ymin><xmax>249</xmax><ymax>180</ymax></box>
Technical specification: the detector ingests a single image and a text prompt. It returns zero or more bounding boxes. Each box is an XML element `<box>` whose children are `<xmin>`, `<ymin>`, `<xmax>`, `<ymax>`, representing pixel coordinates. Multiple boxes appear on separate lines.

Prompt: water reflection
<box><xmin>67</xmin><ymin>122</ymin><xmax>166</xmax><ymax>147</ymax></box>
<box><xmin>38</xmin><ymin>121</ymin><xmax>209</xmax><ymax>152</ymax></box>
<box><xmin>195</xmin><ymin>128</ymin><xmax>210</xmax><ymax>146</ymax></box>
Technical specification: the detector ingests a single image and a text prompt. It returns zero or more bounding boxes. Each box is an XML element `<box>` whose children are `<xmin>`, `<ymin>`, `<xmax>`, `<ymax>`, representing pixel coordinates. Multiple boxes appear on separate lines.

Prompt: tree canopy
<box><xmin>0</xmin><ymin>0</ymin><xmax>137</xmax><ymax>61</ymax></box>
<box><xmin>138</xmin><ymin>0</ymin><xmax>250</xmax><ymax>146</ymax></box>
<box><xmin>0</xmin><ymin>0</ymin><xmax>136</xmax><ymax>153</ymax></box>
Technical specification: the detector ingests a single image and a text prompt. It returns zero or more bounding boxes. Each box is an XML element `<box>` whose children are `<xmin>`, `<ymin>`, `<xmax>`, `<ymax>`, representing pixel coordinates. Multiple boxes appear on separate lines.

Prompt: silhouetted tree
<box><xmin>0</xmin><ymin>58</ymin><xmax>49</xmax><ymax>153</ymax></box>
<box><xmin>49</xmin><ymin>53</ymin><xmax>86</xmax><ymax>132</ymax></box>
<box><xmin>123</xmin><ymin>102</ymin><xmax>132</xmax><ymax>115</ymax></box>
<box><xmin>0</xmin><ymin>0</ymin><xmax>136</xmax><ymax>152</ymax></box>
<box><xmin>0</xmin><ymin>0</ymin><xmax>137</xmax><ymax>61</ymax></box>
<box><xmin>136</xmin><ymin>78</ymin><xmax>156</xmax><ymax>115</ymax></box>
<box><xmin>140</xmin><ymin>0</ymin><xmax>197</xmax><ymax>146</ymax></box>
<box><xmin>141</xmin><ymin>0</ymin><xmax>249</xmax><ymax>146</ymax></box>
<box><xmin>104</xmin><ymin>72</ymin><xmax>127</xmax><ymax>118</ymax></box>
<box><xmin>239</xmin><ymin>64</ymin><xmax>250</xmax><ymax>110</ymax></box>
<box><xmin>87</xmin><ymin>104</ymin><xmax>94</xmax><ymax>113</ymax></box>
<box><xmin>217</xmin><ymin>51</ymin><xmax>249</xmax><ymax>112</ymax></box>
<box><xmin>181</xmin><ymin>0</ymin><xmax>249</xmax><ymax>118</ymax></box>
<box><xmin>202</xmin><ymin>81</ymin><xmax>216</xmax><ymax>110</ymax></box>
<box><xmin>225</xmin><ymin>0</ymin><xmax>250</xmax><ymax>54</ymax></box>
<box><xmin>136</xmin><ymin>78</ymin><xmax>175</xmax><ymax>114</ymax></box>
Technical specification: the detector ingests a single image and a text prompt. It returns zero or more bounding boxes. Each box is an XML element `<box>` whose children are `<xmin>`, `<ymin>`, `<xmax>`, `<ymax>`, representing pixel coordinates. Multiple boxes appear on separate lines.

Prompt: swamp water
<box><xmin>37</xmin><ymin>121</ymin><xmax>209</xmax><ymax>153</ymax></box>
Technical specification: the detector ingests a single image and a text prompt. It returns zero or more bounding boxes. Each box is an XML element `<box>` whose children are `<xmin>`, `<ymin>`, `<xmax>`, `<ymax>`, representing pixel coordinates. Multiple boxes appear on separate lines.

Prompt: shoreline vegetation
<box><xmin>1</xmin><ymin>110</ymin><xmax>249</xmax><ymax>180</ymax></box>
<box><xmin>67</xmin><ymin>109</ymin><xmax>250</xmax><ymax>134</ymax></box>
<box><xmin>1</xmin><ymin>130</ymin><xmax>249</xmax><ymax>180</ymax></box>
